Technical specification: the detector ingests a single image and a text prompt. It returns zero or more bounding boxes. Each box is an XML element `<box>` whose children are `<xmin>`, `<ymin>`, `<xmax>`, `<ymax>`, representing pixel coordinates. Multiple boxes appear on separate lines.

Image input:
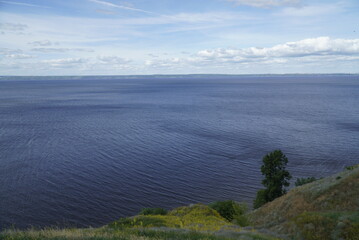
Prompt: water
<box><xmin>0</xmin><ymin>74</ymin><xmax>358</xmax><ymax>229</ymax></box>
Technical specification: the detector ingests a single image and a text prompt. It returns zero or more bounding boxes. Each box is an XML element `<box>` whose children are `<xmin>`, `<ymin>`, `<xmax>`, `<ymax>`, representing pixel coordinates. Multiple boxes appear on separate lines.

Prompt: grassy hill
<box><xmin>1</xmin><ymin>165</ymin><xmax>358</xmax><ymax>240</ymax></box>
<box><xmin>248</xmin><ymin>164</ymin><xmax>359</xmax><ymax>239</ymax></box>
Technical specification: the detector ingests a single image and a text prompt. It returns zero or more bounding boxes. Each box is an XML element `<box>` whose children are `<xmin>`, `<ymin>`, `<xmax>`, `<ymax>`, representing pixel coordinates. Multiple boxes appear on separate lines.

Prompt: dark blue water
<box><xmin>0</xmin><ymin>75</ymin><xmax>358</xmax><ymax>230</ymax></box>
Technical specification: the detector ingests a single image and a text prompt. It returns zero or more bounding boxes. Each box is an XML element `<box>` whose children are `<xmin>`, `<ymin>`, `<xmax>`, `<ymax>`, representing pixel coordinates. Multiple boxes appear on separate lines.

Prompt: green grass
<box><xmin>292</xmin><ymin>212</ymin><xmax>336</xmax><ymax>240</ymax></box>
<box><xmin>109</xmin><ymin>204</ymin><xmax>232</xmax><ymax>231</ymax></box>
<box><xmin>128</xmin><ymin>229</ymin><xmax>232</xmax><ymax>240</ymax></box>
<box><xmin>139</xmin><ymin>208</ymin><xmax>167</xmax><ymax>216</ymax></box>
<box><xmin>0</xmin><ymin>228</ymin><xmax>230</xmax><ymax>240</ymax></box>
<box><xmin>0</xmin><ymin>228</ymin><xmax>281</xmax><ymax>240</ymax></box>
<box><xmin>248</xmin><ymin>165</ymin><xmax>359</xmax><ymax>230</ymax></box>
<box><xmin>291</xmin><ymin>211</ymin><xmax>359</xmax><ymax>240</ymax></box>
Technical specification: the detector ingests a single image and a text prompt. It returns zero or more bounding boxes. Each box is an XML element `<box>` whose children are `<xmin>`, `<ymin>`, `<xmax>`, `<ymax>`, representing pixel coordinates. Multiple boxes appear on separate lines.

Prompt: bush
<box><xmin>345</xmin><ymin>164</ymin><xmax>359</xmax><ymax>170</ymax></box>
<box><xmin>140</xmin><ymin>208</ymin><xmax>168</xmax><ymax>215</ymax></box>
<box><xmin>295</xmin><ymin>177</ymin><xmax>317</xmax><ymax>187</ymax></box>
<box><xmin>208</xmin><ymin>200</ymin><xmax>248</xmax><ymax>224</ymax></box>
<box><xmin>253</xmin><ymin>189</ymin><xmax>267</xmax><ymax>209</ymax></box>
<box><xmin>234</xmin><ymin>214</ymin><xmax>250</xmax><ymax>227</ymax></box>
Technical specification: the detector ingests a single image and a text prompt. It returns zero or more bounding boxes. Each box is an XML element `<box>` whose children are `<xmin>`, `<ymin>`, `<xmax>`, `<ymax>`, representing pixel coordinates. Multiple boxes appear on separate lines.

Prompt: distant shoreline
<box><xmin>1</xmin><ymin>73</ymin><xmax>358</xmax><ymax>81</ymax></box>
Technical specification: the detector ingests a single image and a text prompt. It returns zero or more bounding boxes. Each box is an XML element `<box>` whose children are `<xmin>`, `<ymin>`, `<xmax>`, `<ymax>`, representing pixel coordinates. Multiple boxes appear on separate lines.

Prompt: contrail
<box><xmin>89</xmin><ymin>0</ymin><xmax>157</xmax><ymax>15</ymax></box>
<box><xmin>0</xmin><ymin>1</ymin><xmax>51</xmax><ymax>9</ymax></box>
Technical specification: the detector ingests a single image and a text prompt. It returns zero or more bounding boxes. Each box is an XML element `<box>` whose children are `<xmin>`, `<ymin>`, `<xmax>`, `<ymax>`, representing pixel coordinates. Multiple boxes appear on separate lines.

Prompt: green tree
<box><xmin>254</xmin><ymin>150</ymin><xmax>292</xmax><ymax>209</ymax></box>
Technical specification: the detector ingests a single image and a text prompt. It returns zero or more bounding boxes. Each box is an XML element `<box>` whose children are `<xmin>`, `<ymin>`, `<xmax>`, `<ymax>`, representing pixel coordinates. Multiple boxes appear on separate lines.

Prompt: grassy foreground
<box><xmin>0</xmin><ymin>228</ymin><xmax>278</xmax><ymax>240</ymax></box>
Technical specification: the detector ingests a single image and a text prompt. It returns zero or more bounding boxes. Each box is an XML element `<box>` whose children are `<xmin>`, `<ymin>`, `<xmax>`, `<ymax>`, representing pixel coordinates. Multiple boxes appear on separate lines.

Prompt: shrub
<box><xmin>253</xmin><ymin>189</ymin><xmax>267</xmax><ymax>209</ymax></box>
<box><xmin>295</xmin><ymin>177</ymin><xmax>317</xmax><ymax>187</ymax></box>
<box><xmin>234</xmin><ymin>214</ymin><xmax>250</xmax><ymax>227</ymax></box>
<box><xmin>208</xmin><ymin>200</ymin><xmax>248</xmax><ymax>224</ymax></box>
<box><xmin>140</xmin><ymin>208</ymin><xmax>168</xmax><ymax>215</ymax></box>
<box><xmin>345</xmin><ymin>164</ymin><xmax>359</xmax><ymax>170</ymax></box>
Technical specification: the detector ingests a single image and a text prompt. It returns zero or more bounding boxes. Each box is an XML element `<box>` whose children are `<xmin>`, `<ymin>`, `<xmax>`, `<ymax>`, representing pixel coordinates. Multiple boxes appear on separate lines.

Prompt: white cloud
<box><xmin>0</xmin><ymin>22</ymin><xmax>28</xmax><ymax>31</ymax></box>
<box><xmin>0</xmin><ymin>55</ymin><xmax>136</xmax><ymax>74</ymax></box>
<box><xmin>41</xmin><ymin>58</ymin><xmax>87</xmax><ymax>68</ymax></box>
<box><xmin>97</xmin><ymin>56</ymin><xmax>131</xmax><ymax>65</ymax></box>
<box><xmin>0</xmin><ymin>48</ymin><xmax>34</xmax><ymax>59</ymax></box>
<box><xmin>196</xmin><ymin>37</ymin><xmax>359</xmax><ymax>61</ymax></box>
<box><xmin>0</xmin><ymin>48</ymin><xmax>23</xmax><ymax>55</ymax></box>
<box><xmin>0</xmin><ymin>48</ymin><xmax>31</xmax><ymax>59</ymax></box>
<box><xmin>278</xmin><ymin>4</ymin><xmax>339</xmax><ymax>17</ymax></box>
<box><xmin>3</xmin><ymin>37</ymin><xmax>357</xmax><ymax>74</ymax></box>
<box><xmin>28</xmin><ymin>40</ymin><xmax>54</xmax><ymax>46</ymax></box>
<box><xmin>165</xmin><ymin>12</ymin><xmax>248</xmax><ymax>23</ymax></box>
<box><xmin>143</xmin><ymin>37</ymin><xmax>359</xmax><ymax>71</ymax></box>
<box><xmin>31</xmin><ymin>48</ymin><xmax>94</xmax><ymax>53</ymax></box>
<box><xmin>228</xmin><ymin>0</ymin><xmax>300</xmax><ymax>8</ymax></box>
<box><xmin>4</xmin><ymin>54</ymin><xmax>34</xmax><ymax>59</ymax></box>
<box><xmin>145</xmin><ymin>58</ymin><xmax>183</xmax><ymax>68</ymax></box>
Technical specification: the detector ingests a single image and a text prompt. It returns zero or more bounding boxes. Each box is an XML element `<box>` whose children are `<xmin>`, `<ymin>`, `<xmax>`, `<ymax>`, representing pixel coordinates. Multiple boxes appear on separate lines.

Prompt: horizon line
<box><xmin>1</xmin><ymin>73</ymin><xmax>359</xmax><ymax>78</ymax></box>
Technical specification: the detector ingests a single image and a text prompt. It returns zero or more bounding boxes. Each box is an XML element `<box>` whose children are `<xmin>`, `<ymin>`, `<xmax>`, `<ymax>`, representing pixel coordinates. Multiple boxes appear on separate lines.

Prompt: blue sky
<box><xmin>0</xmin><ymin>0</ymin><xmax>358</xmax><ymax>75</ymax></box>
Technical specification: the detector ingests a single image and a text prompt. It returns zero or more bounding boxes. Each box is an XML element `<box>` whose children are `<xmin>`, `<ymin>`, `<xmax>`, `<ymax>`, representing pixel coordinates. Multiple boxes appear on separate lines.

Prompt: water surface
<box><xmin>0</xmin><ymin>75</ymin><xmax>358</xmax><ymax>229</ymax></box>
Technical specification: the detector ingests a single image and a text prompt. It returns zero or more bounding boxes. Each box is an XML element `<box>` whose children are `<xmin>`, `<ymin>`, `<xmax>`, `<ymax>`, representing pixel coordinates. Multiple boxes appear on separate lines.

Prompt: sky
<box><xmin>0</xmin><ymin>0</ymin><xmax>359</xmax><ymax>75</ymax></box>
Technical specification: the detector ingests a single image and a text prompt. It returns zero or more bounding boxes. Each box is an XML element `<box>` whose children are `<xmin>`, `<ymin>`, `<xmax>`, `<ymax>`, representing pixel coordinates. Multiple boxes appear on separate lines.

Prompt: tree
<box><xmin>254</xmin><ymin>150</ymin><xmax>291</xmax><ymax>209</ymax></box>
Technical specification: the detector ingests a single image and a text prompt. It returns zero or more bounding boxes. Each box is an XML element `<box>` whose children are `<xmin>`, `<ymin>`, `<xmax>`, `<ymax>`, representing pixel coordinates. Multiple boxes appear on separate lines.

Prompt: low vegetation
<box><xmin>208</xmin><ymin>200</ymin><xmax>249</xmax><ymax>226</ymax></box>
<box><xmin>292</xmin><ymin>211</ymin><xmax>359</xmax><ymax>240</ymax></box>
<box><xmin>345</xmin><ymin>163</ymin><xmax>359</xmax><ymax>170</ymax></box>
<box><xmin>139</xmin><ymin>208</ymin><xmax>167</xmax><ymax>216</ymax></box>
<box><xmin>110</xmin><ymin>204</ymin><xmax>233</xmax><ymax>231</ymax></box>
<box><xmin>294</xmin><ymin>177</ymin><xmax>317</xmax><ymax>187</ymax></box>
<box><xmin>0</xmin><ymin>228</ymin><xmax>260</xmax><ymax>240</ymax></box>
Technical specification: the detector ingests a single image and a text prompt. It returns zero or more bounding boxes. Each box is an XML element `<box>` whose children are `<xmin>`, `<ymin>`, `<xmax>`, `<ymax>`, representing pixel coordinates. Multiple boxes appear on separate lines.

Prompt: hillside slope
<box><xmin>249</xmin><ymin>165</ymin><xmax>359</xmax><ymax>239</ymax></box>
